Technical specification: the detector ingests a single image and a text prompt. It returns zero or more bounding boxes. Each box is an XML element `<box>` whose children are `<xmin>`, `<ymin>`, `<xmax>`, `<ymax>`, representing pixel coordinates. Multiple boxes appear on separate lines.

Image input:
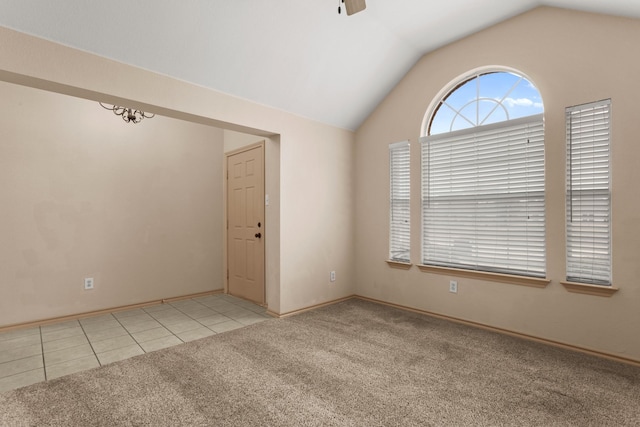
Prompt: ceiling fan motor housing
<box><xmin>345</xmin><ymin>0</ymin><xmax>366</xmax><ymax>15</ymax></box>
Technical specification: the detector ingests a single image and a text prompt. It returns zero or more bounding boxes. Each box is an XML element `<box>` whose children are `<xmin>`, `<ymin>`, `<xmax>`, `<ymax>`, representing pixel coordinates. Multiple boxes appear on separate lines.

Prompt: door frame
<box><xmin>223</xmin><ymin>140</ymin><xmax>266</xmax><ymax>304</ymax></box>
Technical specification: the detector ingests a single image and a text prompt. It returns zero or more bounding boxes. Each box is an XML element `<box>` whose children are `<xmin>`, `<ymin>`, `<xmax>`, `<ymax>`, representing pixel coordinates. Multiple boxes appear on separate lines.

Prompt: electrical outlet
<box><xmin>449</xmin><ymin>280</ymin><xmax>458</xmax><ymax>293</ymax></box>
<box><xmin>330</xmin><ymin>271</ymin><xmax>336</xmax><ymax>282</ymax></box>
<box><xmin>84</xmin><ymin>278</ymin><xmax>94</xmax><ymax>290</ymax></box>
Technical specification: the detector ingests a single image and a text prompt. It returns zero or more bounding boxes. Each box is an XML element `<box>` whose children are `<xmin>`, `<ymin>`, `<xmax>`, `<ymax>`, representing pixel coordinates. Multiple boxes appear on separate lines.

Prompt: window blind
<box><xmin>389</xmin><ymin>140</ymin><xmax>410</xmax><ymax>262</ymax></box>
<box><xmin>566</xmin><ymin>99</ymin><xmax>611</xmax><ymax>285</ymax></box>
<box><xmin>421</xmin><ymin>114</ymin><xmax>546</xmax><ymax>277</ymax></box>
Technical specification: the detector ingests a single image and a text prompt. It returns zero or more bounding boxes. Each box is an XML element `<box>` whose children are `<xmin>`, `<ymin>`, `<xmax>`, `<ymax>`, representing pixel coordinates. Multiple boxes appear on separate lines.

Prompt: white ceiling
<box><xmin>0</xmin><ymin>0</ymin><xmax>639</xmax><ymax>130</ymax></box>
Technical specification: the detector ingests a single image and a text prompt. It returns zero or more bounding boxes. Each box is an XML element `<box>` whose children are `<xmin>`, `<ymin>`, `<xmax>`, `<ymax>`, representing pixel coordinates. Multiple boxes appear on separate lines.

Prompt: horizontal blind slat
<box><xmin>390</xmin><ymin>141</ymin><xmax>411</xmax><ymax>262</ymax></box>
<box><xmin>566</xmin><ymin>99</ymin><xmax>611</xmax><ymax>285</ymax></box>
<box><xmin>421</xmin><ymin>116</ymin><xmax>546</xmax><ymax>277</ymax></box>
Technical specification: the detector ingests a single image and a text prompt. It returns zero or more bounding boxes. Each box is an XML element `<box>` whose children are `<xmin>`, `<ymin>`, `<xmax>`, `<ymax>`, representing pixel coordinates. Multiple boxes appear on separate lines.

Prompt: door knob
<box><xmin>255</xmin><ymin>232</ymin><xmax>262</xmax><ymax>238</ymax></box>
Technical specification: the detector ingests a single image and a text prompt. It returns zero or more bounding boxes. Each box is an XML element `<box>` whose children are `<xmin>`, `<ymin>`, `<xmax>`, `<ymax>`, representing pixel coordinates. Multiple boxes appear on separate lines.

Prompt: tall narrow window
<box><xmin>421</xmin><ymin>70</ymin><xmax>545</xmax><ymax>277</ymax></box>
<box><xmin>566</xmin><ymin>99</ymin><xmax>612</xmax><ymax>285</ymax></box>
<box><xmin>389</xmin><ymin>140</ymin><xmax>410</xmax><ymax>262</ymax></box>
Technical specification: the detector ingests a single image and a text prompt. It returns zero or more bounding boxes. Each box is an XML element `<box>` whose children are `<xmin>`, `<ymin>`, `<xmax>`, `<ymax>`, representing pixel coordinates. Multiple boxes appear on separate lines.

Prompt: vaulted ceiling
<box><xmin>0</xmin><ymin>1</ymin><xmax>639</xmax><ymax>130</ymax></box>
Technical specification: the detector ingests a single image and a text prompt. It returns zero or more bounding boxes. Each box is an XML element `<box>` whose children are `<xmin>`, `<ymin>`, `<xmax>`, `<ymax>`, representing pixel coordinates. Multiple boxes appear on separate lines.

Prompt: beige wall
<box><xmin>355</xmin><ymin>7</ymin><xmax>640</xmax><ymax>361</ymax></box>
<box><xmin>223</xmin><ymin>130</ymin><xmax>264</xmax><ymax>153</ymax></box>
<box><xmin>0</xmin><ymin>25</ymin><xmax>356</xmax><ymax>322</ymax></box>
<box><xmin>0</xmin><ymin>81</ymin><xmax>224</xmax><ymax>326</ymax></box>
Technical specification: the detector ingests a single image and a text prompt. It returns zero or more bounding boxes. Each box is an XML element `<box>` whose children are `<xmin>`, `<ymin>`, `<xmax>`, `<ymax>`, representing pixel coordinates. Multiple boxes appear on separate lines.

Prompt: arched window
<box><xmin>420</xmin><ymin>69</ymin><xmax>546</xmax><ymax>277</ymax></box>
<box><xmin>426</xmin><ymin>70</ymin><xmax>544</xmax><ymax>136</ymax></box>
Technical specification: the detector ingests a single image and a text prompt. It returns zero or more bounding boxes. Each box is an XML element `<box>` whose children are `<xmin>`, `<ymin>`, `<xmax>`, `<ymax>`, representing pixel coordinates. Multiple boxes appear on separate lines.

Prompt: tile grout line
<box><xmin>111</xmin><ymin>312</ymin><xmax>148</xmax><ymax>356</ymax></box>
<box><xmin>168</xmin><ymin>300</ymin><xmax>223</xmax><ymax>336</ymax></box>
<box><xmin>39</xmin><ymin>326</ymin><xmax>47</xmax><ymax>381</ymax></box>
<box><xmin>142</xmin><ymin>306</ymin><xmax>187</xmax><ymax>345</ymax></box>
<box><xmin>174</xmin><ymin>297</ymin><xmax>261</xmax><ymax>331</ymax></box>
<box><xmin>77</xmin><ymin>316</ymin><xmax>106</xmax><ymax>368</ymax></box>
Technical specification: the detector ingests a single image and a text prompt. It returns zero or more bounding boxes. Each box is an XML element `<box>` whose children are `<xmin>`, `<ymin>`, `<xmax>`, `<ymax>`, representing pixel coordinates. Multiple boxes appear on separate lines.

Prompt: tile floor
<box><xmin>0</xmin><ymin>294</ymin><xmax>271</xmax><ymax>393</ymax></box>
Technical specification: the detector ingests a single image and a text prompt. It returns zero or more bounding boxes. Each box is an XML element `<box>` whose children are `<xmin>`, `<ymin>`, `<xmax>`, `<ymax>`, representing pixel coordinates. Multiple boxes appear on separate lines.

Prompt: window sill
<box><xmin>386</xmin><ymin>260</ymin><xmax>413</xmax><ymax>270</ymax></box>
<box><xmin>417</xmin><ymin>264</ymin><xmax>550</xmax><ymax>288</ymax></box>
<box><xmin>561</xmin><ymin>281</ymin><xmax>619</xmax><ymax>297</ymax></box>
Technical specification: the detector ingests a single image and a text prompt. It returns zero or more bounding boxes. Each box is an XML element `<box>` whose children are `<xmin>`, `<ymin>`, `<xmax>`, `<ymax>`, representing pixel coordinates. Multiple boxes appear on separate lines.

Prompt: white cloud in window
<box><xmin>504</xmin><ymin>97</ymin><xmax>543</xmax><ymax>109</ymax></box>
<box><xmin>526</xmin><ymin>81</ymin><xmax>539</xmax><ymax>90</ymax></box>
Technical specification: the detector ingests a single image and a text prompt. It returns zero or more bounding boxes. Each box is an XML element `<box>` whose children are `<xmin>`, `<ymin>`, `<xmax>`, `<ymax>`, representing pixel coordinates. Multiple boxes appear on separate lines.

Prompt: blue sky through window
<box><xmin>429</xmin><ymin>71</ymin><xmax>543</xmax><ymax>135</ymax></box>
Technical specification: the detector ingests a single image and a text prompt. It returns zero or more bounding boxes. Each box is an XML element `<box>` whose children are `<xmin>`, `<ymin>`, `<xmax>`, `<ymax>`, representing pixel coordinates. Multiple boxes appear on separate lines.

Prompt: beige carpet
<box><xmin>1</xmin><ymin>299</ymin><xmax>639</xmax><ymax>426</ymax></box>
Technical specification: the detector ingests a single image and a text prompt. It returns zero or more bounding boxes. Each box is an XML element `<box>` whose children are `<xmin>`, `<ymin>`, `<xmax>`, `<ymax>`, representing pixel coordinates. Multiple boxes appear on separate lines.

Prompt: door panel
<box><xmin>227</xmin><ymin>145</ymin><xmax>265</xmax><ymax>304</ymax></box>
